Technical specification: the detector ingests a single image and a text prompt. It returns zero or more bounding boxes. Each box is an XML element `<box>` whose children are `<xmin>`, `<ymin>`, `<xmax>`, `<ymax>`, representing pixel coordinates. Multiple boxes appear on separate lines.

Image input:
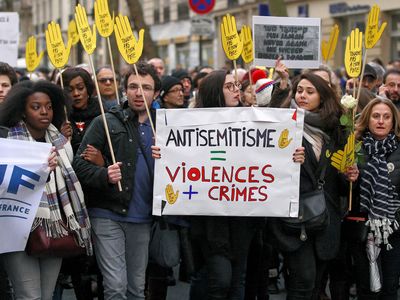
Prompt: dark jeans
<box><xmin>190</xmin><ymin>221</ymin><xmax>255</xmax><ymax>300</ymax></box>
<box><xmin>282</xmin><ymin>239</ymin><xmax>327</xmax><ymax>300</ymax></box>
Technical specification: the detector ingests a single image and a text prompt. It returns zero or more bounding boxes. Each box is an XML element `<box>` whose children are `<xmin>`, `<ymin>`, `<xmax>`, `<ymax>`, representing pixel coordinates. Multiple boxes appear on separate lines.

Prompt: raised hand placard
<box><xmin>365</xmin><ymin>4</ymin><xmax>386</xmax><ymax>49</ymax></box>
<box><xmin>67</xmin><ymin>20</ymin><xmax>80</xmax><ymax>46</ymax></box>
<box><xmin>114</xmin><ymin>14</ymin><xmax>144</xmax><ymax>65</ymax></box>
<box><xmin>94</xmin><ymin>0</ymin><xmax>114</xmax><ymax>38</ymax></box>
<box><xmin>240</xmin><ymin>25</ymin><xmax>253</xmax><ymax>64</ymax></box>
<box><xmin>220</xmin><ymin>14</ymin><xmax>243</xmax><ymax>61</ymax></box>
<box><xmin>75</xmin><ymin>3</ymin><xmax>97</xmax><ymax>55</ymax></box>
<box><xmin>25</xmin><ymin>36</ymin><xmax>44</xmax><ymax>73</ymax></box>
<box><xmin>45</xmin><ymin>21</ymin><xmax>72</xmax><ymax>69</ymax></box>
<box><xmin>344</xmin><ymin>28</ymin><xmax>362</xmax><ymax>79</ymax></box>
<box><xmin>321</xmin><ymin>24</ymin><xmax>339</xmax><ymax>64</ymax></box>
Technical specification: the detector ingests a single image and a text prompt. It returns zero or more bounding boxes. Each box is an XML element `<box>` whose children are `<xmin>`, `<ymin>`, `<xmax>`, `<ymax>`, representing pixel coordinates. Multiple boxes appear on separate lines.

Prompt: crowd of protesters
<box><xmin>0</xmin><ymin>55</ymin><xmax>400</xmax><ymax>300</ymax></box>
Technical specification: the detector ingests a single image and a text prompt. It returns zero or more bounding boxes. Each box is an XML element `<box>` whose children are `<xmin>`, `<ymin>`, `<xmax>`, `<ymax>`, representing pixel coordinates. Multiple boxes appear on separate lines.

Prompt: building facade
<box><xmin>17</xmin><ymin>0</ymin><xmax>400</xmax><ymax>73</ymax></box>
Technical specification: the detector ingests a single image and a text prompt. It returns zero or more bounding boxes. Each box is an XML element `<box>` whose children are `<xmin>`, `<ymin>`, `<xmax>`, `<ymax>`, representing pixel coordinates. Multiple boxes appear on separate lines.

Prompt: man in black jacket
<box><xmin>73</xmin><ymin>62</ymin><xmax>160</xmax><ymax>300</ymax></box>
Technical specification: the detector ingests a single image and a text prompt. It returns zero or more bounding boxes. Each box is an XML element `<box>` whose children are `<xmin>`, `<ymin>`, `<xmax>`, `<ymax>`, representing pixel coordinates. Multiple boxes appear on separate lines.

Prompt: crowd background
<box><xmin>0</xmin><ymin>54</ymin><xmax>400</xmax><ymax>300</ymax></box>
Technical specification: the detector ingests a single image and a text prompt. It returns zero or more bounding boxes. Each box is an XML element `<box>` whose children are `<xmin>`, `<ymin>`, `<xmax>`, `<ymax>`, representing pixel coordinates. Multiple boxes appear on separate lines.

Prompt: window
<box><xmin>228</xmin><ymin>0</ymin><xmax>239</xmax><ymax>7</ymax></box>
<box><xmin>177</xmin><ymin>0</ymin><xmax>189</xmax><ymax>20</ymax></box>
<box><xmin>176</xmin><ymin>43</ymin><xmax>190</xmax><ymax>70</ymax></box>
<box><xmin>163</xmin><ymin>0</ymin><xmax>170</xmax><ymax>23</ymax></box>
<box><xmin>391</xmin><ymin>12</ymin><xmax>400</xmax><ymax>60</ymax></box>
<box><xmin>154</xmin><ymin>0</ymin><xmax>160</xmax><ymax>24</ymax></box>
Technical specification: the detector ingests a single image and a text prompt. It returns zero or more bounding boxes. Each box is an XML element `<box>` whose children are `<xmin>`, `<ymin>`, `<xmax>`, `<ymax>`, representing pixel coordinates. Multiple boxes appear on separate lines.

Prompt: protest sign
<box><xmin>0</xmin><ymin>13</ymin><xmax>19</xmax><ymax>67</ymax></box>
<box><xmin>45</xmin><ymin>21</ymin><xmax>72</xmax><ymax>69</ymax></box>
<box><xmin>0</xmin><ymin>139</ymin><xmax>51</xmax><ymax>254</ymax></box>
<box><xmin>68</xmin><ymin>20</ymin><xmax>80</xmax><ymax>46</ymax></box>
<box><xmin>253</xmin><ymin>16</ymin><xmax>320</xmax><ymax>69</ymax></box>
<box><xmin>153</xmin><ymin>107</ymin><xmax>304</xmax><ymax>217</ymax></box>
<box><xmin>241</xmin><ymin>25</ymin><xmax>254</xmax><ymax>64</ymax></box>
<box><xmin>25</xmin><ymin>36</ymin><xmax>44</xmax><ymax>73</ymax></box>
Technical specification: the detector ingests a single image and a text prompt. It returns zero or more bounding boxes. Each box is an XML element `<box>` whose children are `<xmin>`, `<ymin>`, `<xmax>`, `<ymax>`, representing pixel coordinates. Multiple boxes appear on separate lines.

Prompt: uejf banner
<box><xmin>253</xmin><ymin>16</ymin><xmax>321</xmax><ymax>69</ymax></box>
<box><xmin>153</xmin><ymin>107</ymin><xmax>304</xmax><ymax>217</ymax></box>
<box><xmin>0</xmin><ymin>13</ymin><xmax>19</xmax><ymax>67</ymax></box>
<box><xmin>0</xmin><ymin>139</ymin><xmax>51</xmax><ymax>254</ymax></box>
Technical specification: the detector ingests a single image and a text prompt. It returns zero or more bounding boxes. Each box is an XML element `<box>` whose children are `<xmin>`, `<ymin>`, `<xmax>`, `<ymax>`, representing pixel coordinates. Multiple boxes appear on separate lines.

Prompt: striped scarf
<box><xmin>360</xmin><ymin>132</ymin><xmax>400</xmax><ymax>249</ymax></box>
<box><xmin>7</xmin><ymin>121</ymin><xmax>93</xmax><ymax>255</ymax></box>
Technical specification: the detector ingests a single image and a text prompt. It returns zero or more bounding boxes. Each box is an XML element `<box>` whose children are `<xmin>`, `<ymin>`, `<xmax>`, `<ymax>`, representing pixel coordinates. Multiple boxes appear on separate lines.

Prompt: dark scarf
<box><xmin>360</xmin><ymin>132</ymin><xmax>400</xmax><ymax>249</ymax></box>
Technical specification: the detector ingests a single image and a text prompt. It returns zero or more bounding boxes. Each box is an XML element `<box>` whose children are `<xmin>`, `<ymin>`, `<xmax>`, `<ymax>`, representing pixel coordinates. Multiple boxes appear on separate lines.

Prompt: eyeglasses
<box><xmin>98</xmin><ymin>77</ymin><xmax>114</xmax><ymax>84</ymax></box>
<box><xmin>224</xmin><ymin>81</ymin><xmax>242</xmax><ymax>92</ymax></box>
<box><xmin>127</xmin><ymin>83</ymin><xmax>154</xmax><ymax>92</ymax></box>
<box><xmin>167</xmin><ymin>88</ymin><xmax>184</xmax><ymax>94</ymax></box>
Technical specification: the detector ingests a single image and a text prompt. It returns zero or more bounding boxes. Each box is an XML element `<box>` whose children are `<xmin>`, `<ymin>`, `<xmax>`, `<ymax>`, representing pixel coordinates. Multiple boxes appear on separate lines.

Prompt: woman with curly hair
<box><xmin>0</xmin><ymin>80</ymin><xmax>92</xmax><ymax>300</ymax></box>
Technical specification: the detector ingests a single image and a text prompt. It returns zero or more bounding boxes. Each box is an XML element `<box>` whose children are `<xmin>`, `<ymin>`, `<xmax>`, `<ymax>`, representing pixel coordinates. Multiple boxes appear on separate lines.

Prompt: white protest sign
<box><xmin>253</xmin><ymin>16</ymin><xmax>321</xmax><ymax>69</ymax></box>
<box><xmin>0</xmin><ymin>139</ymin><xmax>51</xmax><ymax>254</ymax></box>
<box><xmin>153</xmin><ymin>107</ymin><xmax>304</xmax><ymax>217</ymax></box>
<box><xmin>0</xmin><ymin>13</ymin><xmax>19</xmax><ymax>67</ymax></box>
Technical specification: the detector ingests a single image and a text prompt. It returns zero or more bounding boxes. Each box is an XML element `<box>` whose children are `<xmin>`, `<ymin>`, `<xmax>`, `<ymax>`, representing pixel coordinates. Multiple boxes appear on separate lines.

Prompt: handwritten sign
<box><xmin>94</xmin><ymin>0</ymin><xmax>114</xmax><ymax>38</ymax></box>
<box><xmin>75</xmin><ymin>4</ymin><xmax>97</xmax><ymax>55</ymax></box>
<box><xmin>253</xmin><ymin>16</ymin><xmax>320</xmax><ymax>69</ymax></box>
<box><xmin>0</xmin><ymin>13</ymin><xmax>19</xmax><ymax>66</ymax></box>
<box><xmin>344</xmin><ymin>28</ymin><xmax>363</xmax><ymax>78</ymax></box>
<box><xmin>25</xmin><ymin>36</ymin><xmax>44</xmax><ymax>72</ymax></box>
<box><xmin>220</xmin><ymin>14</ymin><xmax>243</xmax><ymax>61</ymax></box>
<box><xmin>365</xmin><ymin>4</ymin><xmax>386</xmax><ymax>49</ymax></box>
<box><xmin>240</xmin><ymin>25</ymin><xmax>253</xmax><ymax>64</ymax></box>
<box><xmin>68</xmin><ymin>20</ymin><xmax>80</xmax><ymax>46</ymax></box>
<box><xmin>45</xmin><ymin>21</ymin><xmax>72</xmax><ymax>69</ymax></box>
<box><xmin>153</xmin><ymin>107</ymin><xmax>304</xmax><ymax>217</ymax></box>
<box><xmin>114</xmin><ymin>14</ymin><xmax>144</xmax><ymax>65</ymax></box>
<box><xmin>0</xmin><ymin>139</ymin><xmax>51</xmax><ymax>254</ymax></box>
<box><xmin>321</xmin><ymin>24</ymin><xmax>339</xmax><ymax>62</ymax></box>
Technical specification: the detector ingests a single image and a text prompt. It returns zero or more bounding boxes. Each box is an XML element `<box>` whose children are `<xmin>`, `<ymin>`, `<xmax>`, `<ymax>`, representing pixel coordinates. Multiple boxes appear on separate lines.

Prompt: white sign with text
<box><xmin>153</xmin><ymin>107</ymin><xmax>304</xmax><ymax>217</ymax></box>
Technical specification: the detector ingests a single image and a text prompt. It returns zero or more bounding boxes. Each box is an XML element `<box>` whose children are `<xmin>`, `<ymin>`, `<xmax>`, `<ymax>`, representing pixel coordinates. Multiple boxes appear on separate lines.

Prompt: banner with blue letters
<box><xmin>0</xmin><ymin>139</ymin><xmax>51</xmax><ymax>254</ymax></box>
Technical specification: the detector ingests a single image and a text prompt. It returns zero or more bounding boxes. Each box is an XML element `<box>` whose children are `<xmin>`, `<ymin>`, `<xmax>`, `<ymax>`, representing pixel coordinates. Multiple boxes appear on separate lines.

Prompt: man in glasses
<box><xmin>158</xmin><ymin>76</ymin><xmax>185</xmax><ymax>109</ymax></box>
<box><xmin>73</xmin><ymin>62</ymin><xmax>161</xmax><ymax>299</ymax></box>
<box><xmin>96</xmin><ymin>66</ymin><xmax>120</xmax><ymax>111</ymax></box>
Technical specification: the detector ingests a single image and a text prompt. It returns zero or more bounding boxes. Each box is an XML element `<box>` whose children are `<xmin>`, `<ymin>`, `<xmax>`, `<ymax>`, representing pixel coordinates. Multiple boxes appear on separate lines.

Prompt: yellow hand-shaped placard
<box><xmin>68</xmin><ymin>20</ymin><xmax>80</xmax><ymax>46</ymax></box>
<box><xmin>365</xmin><ymin>4</ymin><xmax>387</xmax><ymax>49</ymax></box>
<box><xmin>25</xmin><ymin>36</ymin><xmax>44</xmax><ymax>72</ymax></box>
<box><xmin>331</xmin><ymin>133</ymin><xmax>355</xmax><ymax>172</ymax></box>
<box><xmin>240</xmin><ymin>25</ymin><xmax>253</xmax><ymax>64</ymax></box>
<box><xmin>45</xmin><ymin>21</ymin><xmax>72</xmax><ymax>69</ymax></box>
<box><xmin>278</xmin><ymin>129</ymin><xmax>293</xmax><ymax>149</ymax></box>
<box><xmin>165</xmin><ymin>184</ymin><xmax>179</xmax><ymax>205</ymax></box>
<box><xmin>344</xmin><ymin>28</ymin><xmax>363</xmax><ymax>78</ymax></box>
<box><xmin>75</xmin><ymin>3</ymin><xmax>97</xmax><ymax>55</ymax></box>
<box><xmin>321</xmin><ymin>24</ymin><xmax>339</xmax><ymax>61</ymax></box>
<box><xmin>220</xmin><ymin>14</ymin><xmax>243</xmax><ymax>61</ymax></box>
<box><xmin>95</xmin><ymin>0</ymin><xmax>114</xmax><ymax>38</ymax></box>
<box><xmin>114</xmin><ymin>14</ymin><xmax>144</xmax><ymax>65</ymax></box>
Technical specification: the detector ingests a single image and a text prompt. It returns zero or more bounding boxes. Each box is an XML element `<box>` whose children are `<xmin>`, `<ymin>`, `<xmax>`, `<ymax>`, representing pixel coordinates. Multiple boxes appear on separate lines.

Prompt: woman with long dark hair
<box><xmin>269</xmin><ymin>72</ymin><xmax>358</xmax><ymax>300</ymax></box>
<box><xmin>154</xmin><ymin>70</ymin><xmax>305</xmax><ymax>299</ymax></box>
<box><xmin>0</xmin><ymin>80</ymin><xmax>92</xmax><ymax>300</ymax></box>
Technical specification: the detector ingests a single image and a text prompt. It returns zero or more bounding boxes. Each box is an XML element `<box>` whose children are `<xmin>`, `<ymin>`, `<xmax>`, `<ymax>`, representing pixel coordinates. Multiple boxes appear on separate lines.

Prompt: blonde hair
<box><xmin>355</xmin><ymin>97</ymin><xmax>400</xmax><ymax>140</ymax></box>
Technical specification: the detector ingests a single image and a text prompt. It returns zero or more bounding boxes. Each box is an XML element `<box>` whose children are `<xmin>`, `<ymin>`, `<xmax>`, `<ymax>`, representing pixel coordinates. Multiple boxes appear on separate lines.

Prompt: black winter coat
<box><xmin>72</xmin><ymin>106</ymin><xmax>155</xmax><ymax>216</ymax></box>
<box><xmin>69</xmin><ymin>97</ymin><xmax>101</xmax><ymax>154</ymax></box>
<box><xmin>269</xmin><ymin>137</ymin><xmax>349</xmax><ymax>260</ymax></box>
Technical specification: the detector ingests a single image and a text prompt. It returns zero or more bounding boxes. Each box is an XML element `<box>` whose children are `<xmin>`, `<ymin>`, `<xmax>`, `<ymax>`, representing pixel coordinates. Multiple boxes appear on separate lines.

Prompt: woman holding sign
<box><xmin>268</xmin><ymin>72</ymin><xmax>358</xmax><ymax>300</ymax></box>
<box><xmin>153</xmin><ymin>70</ymin><xmax>305</xmax><ymax>299</ymax></box>
<box><xmin>0</xmin><ymin>80</ymin><xmax>92</xmax><ymax>300</ymax></box>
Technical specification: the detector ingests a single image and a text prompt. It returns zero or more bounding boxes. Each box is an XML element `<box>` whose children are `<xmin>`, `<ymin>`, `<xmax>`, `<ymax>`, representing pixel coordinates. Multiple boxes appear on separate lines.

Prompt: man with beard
<box><xmin>73</xmin><ymin>62</ymin><xmax>160</xmax><ymax>300</ymax></box>
<box><xmin>379</xmin><ymin>69</ymin><xmax>400</xmax><ymax>109</ymax></box>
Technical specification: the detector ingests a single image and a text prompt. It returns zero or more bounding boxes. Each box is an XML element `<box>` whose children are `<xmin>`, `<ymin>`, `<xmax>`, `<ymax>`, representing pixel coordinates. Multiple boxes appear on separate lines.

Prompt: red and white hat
<box><xmin>251</xmin><ymin>69</ymin><xmax>275</xmax><ymax>107</ymax></box>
